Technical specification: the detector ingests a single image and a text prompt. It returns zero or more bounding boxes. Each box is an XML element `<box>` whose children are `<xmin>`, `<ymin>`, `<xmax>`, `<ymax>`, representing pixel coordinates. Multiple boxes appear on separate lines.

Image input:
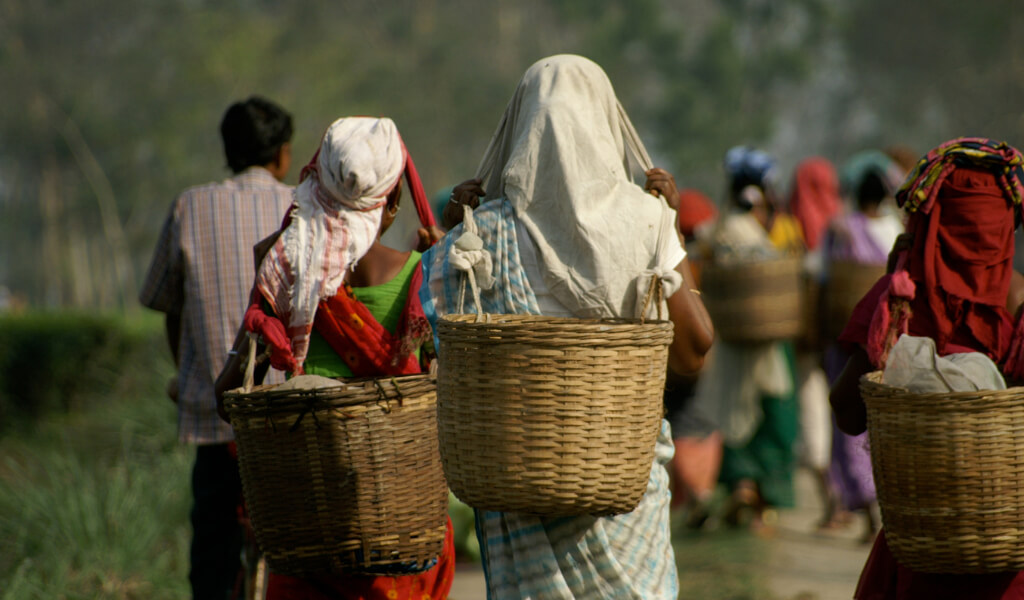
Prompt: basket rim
<box><xmin>438</xmin><ymin>313</ymin><xmax>673</xmax><ymax>328</ymax></box>
<box><xmin>437</xmin><ymin>315</ymin><xmax>674</xmax><ymax>347</ymax></box>
<box><xmin>223</xmin><ymin>373</ymin><xmax>435</xmax><ymax>404</ymax></box>
<box><xmin>701</xmin><ymin>255</ymin><xmax>802</xmax><ymax>271</ymax></box>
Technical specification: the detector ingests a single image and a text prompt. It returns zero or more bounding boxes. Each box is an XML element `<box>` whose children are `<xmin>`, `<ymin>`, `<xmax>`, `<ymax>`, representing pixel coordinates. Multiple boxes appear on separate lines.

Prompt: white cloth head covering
<box><xmin>255</xmin><ymin>116</ymin><xmax>405</xmax><ymax>364</ymax></box>
<box><xmin>474</xmin><ymin>54</ymin><xmax>681</xmax><ymax>318</ymax></box>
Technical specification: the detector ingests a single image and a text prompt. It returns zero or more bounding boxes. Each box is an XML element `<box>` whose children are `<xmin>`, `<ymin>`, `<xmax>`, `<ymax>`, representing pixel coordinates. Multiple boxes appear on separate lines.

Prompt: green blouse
<box><xmin>303</xmin><ymin>251</ymin><xmax>422</xmax><ymax>378</ymax></box>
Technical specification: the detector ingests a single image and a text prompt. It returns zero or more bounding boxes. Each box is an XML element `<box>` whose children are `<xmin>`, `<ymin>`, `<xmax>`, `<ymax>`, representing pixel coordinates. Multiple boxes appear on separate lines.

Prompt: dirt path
<box><xmin>763</xmin><ymin>468</ymin><xmax>872</xmax><ymax>600</ymax></box>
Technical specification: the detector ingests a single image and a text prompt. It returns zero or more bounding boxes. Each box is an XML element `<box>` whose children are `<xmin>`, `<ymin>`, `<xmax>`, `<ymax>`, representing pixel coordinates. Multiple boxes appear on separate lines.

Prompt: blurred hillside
<box><xmin>1</xmin><ymin>0</ymin><xmax>1021</xmax><ymax>309</ymax></box>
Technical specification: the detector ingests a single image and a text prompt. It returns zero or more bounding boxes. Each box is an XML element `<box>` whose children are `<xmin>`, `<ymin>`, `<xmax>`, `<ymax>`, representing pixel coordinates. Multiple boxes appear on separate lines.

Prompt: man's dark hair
<box><xmin>220</xmin><ymin>96</ymin><xmax>293</xmax><ymax>173</ymax></box>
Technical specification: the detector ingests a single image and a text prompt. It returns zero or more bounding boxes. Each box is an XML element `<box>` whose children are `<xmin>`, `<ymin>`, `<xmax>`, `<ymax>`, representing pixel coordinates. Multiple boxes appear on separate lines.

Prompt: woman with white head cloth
<box><xmin>217</xmin><ymin>116</ymin><xmax>453</xmax><ymax>599</ymax></box>
<box><xmin>423</xmin><ymin>54</ymin><xmax>714</xmax><ymax>599</ymax></box>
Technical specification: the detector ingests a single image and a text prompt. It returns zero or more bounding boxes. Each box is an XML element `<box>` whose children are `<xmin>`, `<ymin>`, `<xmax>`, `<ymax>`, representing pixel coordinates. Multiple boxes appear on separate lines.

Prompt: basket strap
<box><xmin>639</xmin><ymin>274</ymin><xmax>665</xmax><ymax>323</ymax></box>
<box><xmin>459</xmin><ymin>268</ymin><xmax>485</xmax><ymax>322</ymax></box>
<box><xmin>243</xmin><ymin>332</ymin><xmax>258</xmax><ymax>393</ymax></box>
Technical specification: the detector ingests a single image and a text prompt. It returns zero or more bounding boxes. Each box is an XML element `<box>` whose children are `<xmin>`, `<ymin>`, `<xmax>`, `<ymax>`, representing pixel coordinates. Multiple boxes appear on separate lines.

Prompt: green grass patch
<box><xmin>0</xmin><ymin>313</ymin><xmax>190</xmax><ymax>599</ymax></box>
<box><xmin>674</xmin><ymin>525</ymin><xmax>776</xmax><ymax>600</ymax></box>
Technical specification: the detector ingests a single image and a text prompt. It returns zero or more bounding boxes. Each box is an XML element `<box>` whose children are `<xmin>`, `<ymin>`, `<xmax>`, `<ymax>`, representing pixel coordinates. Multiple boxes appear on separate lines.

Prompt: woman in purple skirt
<box><xmin>820</xmin><ymin>151</ymin><xmax>904</xmax><ymax>539</ymax></box>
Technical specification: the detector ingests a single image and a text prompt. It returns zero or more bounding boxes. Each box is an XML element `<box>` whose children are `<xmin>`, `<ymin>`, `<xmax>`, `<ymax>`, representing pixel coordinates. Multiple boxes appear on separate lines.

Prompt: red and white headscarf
<box><xmin>254</xmin><ymin>117</ymin><xmax>408</xmax><ymax>366</ymax></box>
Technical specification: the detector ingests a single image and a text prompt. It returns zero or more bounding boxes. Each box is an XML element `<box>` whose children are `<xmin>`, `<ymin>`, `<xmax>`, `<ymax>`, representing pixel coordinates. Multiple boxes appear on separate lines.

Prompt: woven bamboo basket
<box><xmin>436</xmin><ymin>314</ymin><xmax>674</xmax><ymax>516</ymax></box>
<box><xmin>823</xmin><ymin>261</ymin><xmax>885</xmax><ymax>341</ymax></box>
<box><xmin>700</xmin><ymin>256</ymin><xmax>803</xmax><ymax>343</ymax></box>
<box><xmin>860</xmin><ymin>370</ymin><xmax>1024</xmax><ymax>573</ymax></box>
<box><xmin>223</xmin><ymin>369</ymin><xmax>448</xmax><ymax>576</ymax></box>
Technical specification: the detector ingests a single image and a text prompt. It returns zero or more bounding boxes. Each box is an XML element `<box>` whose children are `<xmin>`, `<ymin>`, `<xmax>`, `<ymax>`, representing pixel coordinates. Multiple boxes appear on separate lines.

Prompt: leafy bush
<box><xmin>0</xmin><ymin>312</ymin><xmax>165</xmax><ymax>434</ymax></box>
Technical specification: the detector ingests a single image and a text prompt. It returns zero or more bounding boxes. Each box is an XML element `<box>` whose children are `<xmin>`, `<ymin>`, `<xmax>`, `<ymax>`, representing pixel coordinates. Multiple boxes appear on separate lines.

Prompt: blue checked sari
<box><xmin>420</xmin><ymin>198</ymin><xmax>679</xmax><ymax>600</ymax></box>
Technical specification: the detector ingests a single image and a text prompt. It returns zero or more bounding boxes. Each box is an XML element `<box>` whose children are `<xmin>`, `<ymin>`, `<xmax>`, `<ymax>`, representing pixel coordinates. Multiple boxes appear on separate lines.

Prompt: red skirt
<box><xmin>266</xmin><ymin>517</ymin><xmax>456</xmax><ymax>600</ymax></box>
<box><xmin>855</xmin><ymin>529</ymin><xmax>1024</xmax><ymax>600</ymax></box>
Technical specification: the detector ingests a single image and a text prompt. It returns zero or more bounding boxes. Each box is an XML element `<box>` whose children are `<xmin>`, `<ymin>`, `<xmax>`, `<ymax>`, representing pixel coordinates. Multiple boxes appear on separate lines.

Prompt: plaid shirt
<box><xmin>140</xmin><ymin>167</ymin><xmax>292</xmax><ymax>444</ymax></box>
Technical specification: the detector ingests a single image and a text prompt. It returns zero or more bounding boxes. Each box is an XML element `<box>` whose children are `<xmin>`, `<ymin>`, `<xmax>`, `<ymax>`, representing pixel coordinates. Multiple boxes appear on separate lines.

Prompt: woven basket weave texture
<box><xmin>861</xmin><ymin>370</ymin><xmax>1024</xmax><ymax>573</ymax></box>
<box><xmin>700</xmin><ymin>257</ymin><xmax>803</xmax><ymax>343</ymax></box>
<box><xmin>437</xmin><ymin>314</ymin><xmax>673</xmax><ymax>516</ymax></box>
<box><xmin>224</xmin><ymin>375</ymin><xmax>448</xmax><ymax>575</ymax></box>
<box><xmin>823</xmin><ymin>261</ymin><xmax>885</xmax><ymax>341</ymax></box>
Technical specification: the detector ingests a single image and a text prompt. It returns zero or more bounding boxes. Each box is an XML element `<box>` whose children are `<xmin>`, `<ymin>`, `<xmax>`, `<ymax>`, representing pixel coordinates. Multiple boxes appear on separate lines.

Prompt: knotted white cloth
<box><xmin>634</xmin><ymin>268</ymin><xmax>683</xmax><ymax>321</ymax></box>
<box><xmin>450</xmin><ymin>204</ymin><xmax>496</xmax><ymax>313</ymax></box>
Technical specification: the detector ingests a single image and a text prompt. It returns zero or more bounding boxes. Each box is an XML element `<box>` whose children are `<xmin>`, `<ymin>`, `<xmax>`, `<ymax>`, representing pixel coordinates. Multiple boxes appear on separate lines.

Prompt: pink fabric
<box><xmin>242</xmin><ymin>298</ymin><xmax>302</xmax><ymax>374</ymax></box>
<box><xmin>864</xmin><ymin>269</ymin><xmax>915</xmax><ymax>368</ymax></box>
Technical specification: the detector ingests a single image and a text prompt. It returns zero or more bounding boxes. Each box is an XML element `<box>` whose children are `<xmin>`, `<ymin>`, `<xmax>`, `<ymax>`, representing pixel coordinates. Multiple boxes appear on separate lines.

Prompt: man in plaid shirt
<box><xmin>140</xmin><ymin>96</ymin><xmax>294</xmax><ymax>600</ymax></box>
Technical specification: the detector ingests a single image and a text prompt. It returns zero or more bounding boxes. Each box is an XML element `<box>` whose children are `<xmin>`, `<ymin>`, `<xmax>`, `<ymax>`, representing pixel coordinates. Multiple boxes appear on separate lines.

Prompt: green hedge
<box><xmin>0</xmin><ymin>312</ymin><xmax>166</xmax><ymax>433</ymax></box>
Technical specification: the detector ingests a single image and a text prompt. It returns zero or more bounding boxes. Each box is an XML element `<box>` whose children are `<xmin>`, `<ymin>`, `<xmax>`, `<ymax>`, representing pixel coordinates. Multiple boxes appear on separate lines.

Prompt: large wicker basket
<box><xmin>223</xmin><ymin>373</ymin><xmax>448</xmax><ymax>576</ymax></box>
<box><xmin>700</xmin><ymin>256</ymin><xmax>803</xmax><ymax>343</ymax></box>
<box><xmin>436</xmin><ymin>314</ymin><xmax>673</xmax><ymax>516</ymax></box>
<box><xmin>860</xmin><ymin>370</ymin><xmax>1024</xmax><ymax>573</ymax></box>
<box><xmin>823</xmin><ymin>261</ymin><xmax>885</xmax><ymax>341</ymax></box>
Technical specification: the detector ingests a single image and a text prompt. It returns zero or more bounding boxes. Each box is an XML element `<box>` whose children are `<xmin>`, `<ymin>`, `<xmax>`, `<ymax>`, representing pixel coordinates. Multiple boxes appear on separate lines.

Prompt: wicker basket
<box><xmin>700</xmin><ymin>256</ymin><xmax>803</xmax><ymax>343</ymax></box>
<box><xmin>436</xmin><ymin>314</ymin><xmax>673</xmax><ymax>516</ymax></box>
<box><xmin>823</xmin><ymin>261</ymin><xmax>885</xmax><ymax>341</ymax></box>
<box><xmin>860</xmin><ymin>370</ymin><xmax>1024</xmax><ymax>573</ymax></box>
<box><xmin>223</xmin><ymin>373</ymin><xmax>448</xmax><ymax>576</ymax></box>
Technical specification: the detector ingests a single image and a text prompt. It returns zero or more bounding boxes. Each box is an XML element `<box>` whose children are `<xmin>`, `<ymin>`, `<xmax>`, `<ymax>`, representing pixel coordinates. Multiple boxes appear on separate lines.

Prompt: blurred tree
<box><xmin>1</xmin><ymin>0</ymin><xmax>1020</xmax><ymax>310</ymax></box>
<box><xmin>839</xmin><ymin>0</ymin><xmax>1024</xmax><ymax>153</ymax></box>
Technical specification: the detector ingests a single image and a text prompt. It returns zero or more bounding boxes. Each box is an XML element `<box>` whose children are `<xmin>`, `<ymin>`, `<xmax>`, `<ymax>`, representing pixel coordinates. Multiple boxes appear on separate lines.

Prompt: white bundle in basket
<box><xmin>882</xmin><ymin>334</ymin><xmax>1006</xmax><ymax>393</ymax></box>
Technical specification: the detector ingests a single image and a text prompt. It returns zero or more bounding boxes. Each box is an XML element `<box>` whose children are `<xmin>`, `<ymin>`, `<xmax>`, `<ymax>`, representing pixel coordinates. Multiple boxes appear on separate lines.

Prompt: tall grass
<box><xmin>0</xmin><ymin>313</ymin><xmax>192</xmax><ymax>599</ymax></box>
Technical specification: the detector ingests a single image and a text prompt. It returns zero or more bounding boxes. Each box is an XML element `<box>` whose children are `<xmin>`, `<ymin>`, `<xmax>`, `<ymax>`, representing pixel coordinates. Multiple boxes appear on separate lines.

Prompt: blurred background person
<box><xmin>818</xmin><ymin>149</ymin><xmax>904</xmax><ymax>540</ymax></box>
<box><xmin>665</xmin><ymin>187</ymin><xmax>722</xmax><ymax>527</ymax></box>
<box><xmin>692</xmin><ymin>146</ymin><xmax>801</xmax><ymax>532</ymax></box>
<box><xmin>788</xmin><ymin>156</ymin><xmax>843</xmax><ymax>530</ymax></box>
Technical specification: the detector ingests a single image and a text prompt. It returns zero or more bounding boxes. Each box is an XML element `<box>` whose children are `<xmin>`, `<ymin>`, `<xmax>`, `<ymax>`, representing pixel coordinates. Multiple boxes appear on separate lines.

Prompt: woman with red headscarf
<box><xmin>217</xmin><ymin>116</ymin><xmax>454</xmax><ymax>600</ymax></box>
<box><xmin>790</xmin><ymin>157</ymin><xmax>843</xmax><ymax>252</ymax></box>
<box><xmin>830</xmin><ymin>137</ymin><xmax>1024</xmax><ymax>599</ymax></box>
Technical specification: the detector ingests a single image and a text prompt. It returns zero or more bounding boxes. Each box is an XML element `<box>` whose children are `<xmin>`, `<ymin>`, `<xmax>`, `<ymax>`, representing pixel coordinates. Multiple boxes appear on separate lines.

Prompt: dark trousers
<box><xmin>190</xmin><ymin>443</ymin><xmax>244</xmax><ymax>600</ymax></box>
